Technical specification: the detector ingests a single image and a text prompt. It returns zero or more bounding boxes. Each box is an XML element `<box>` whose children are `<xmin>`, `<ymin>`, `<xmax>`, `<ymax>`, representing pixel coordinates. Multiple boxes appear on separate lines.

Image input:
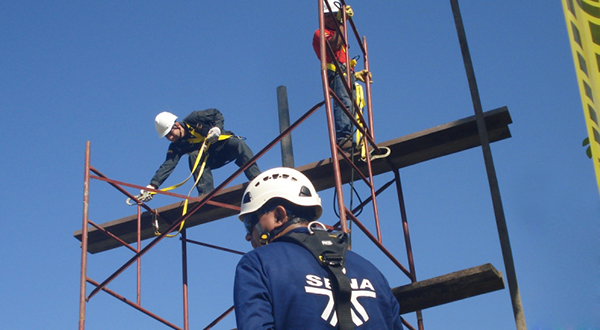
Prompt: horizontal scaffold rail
<box><xmin>74</xmin><ymin>106</ymin><xmax>512</xmax><ymax>254</ymax></box>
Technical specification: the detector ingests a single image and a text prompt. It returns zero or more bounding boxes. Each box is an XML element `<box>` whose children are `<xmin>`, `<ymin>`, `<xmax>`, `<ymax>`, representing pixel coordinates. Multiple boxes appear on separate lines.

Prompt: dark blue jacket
<box><xmin>234</xmin><ymin>227</ymin><xmax>403</xmax><ymax>330</ymax></box>
<box><xmin>150</xmin><ymin>109</ymin><xmax>233</xmax><ymax>188</ymax></box>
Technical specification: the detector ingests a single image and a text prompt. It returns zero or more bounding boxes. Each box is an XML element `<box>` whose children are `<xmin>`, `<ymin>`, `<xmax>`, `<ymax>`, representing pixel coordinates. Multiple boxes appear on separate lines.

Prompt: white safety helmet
<box><xmin>154</xmin><ymin>111</ymin><xmax>178</xmax><ymax>138</ymax></box>
<box><xmin>324</xmin><ymin>0</ymin><xmax>340</xmax><ymax>13</ymax></box>
<box><xmin>239</xmin><ymin>167</ymin><xmax>323</xmax><ymax>221</ymax></box>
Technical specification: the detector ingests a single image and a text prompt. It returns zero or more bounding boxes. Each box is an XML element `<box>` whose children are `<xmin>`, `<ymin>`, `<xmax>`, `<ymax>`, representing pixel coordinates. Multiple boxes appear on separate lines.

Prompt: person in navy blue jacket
<box><xmin>234</xmin><ymin>167</ymin><xmax>403</xmax><ymax>330</ymax></box>
<box><xmin>138</xmin><ymin>109</ymin><xmax>260</xmax><ymax>202</ymax></box>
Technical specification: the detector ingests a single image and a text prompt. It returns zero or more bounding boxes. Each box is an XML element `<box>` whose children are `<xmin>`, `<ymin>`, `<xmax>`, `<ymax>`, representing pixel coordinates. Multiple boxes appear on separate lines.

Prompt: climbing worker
<box><xmin>139</xmin><ymin>109</ymin><xmax>261</xmax><ymax>201</ymax></box>
<box><xmin>234</xmin><ymin>167</ymin><xmax>403</xmax><ymax>329</ymax></box>
<box><xmin>313</xmin><ymin>0</ymin><xmax>359</xmax><ymax>152</ymax></box>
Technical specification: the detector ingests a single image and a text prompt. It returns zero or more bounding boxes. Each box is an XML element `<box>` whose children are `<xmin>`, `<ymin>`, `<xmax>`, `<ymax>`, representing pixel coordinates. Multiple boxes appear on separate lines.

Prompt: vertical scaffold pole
<box><xmin>277</xmin><ymin>86</ymin><xmax>295</xmax><ymax>168</ymax></box>
<box><xmin>318</xmin><ymin>0</ymin><xmax>348</xmax><ymax>233</ymax></box>
<box><xmin>137</xmin><ymin>204</ymin><xmax>142</xmax><ymax>305</ymax></box>
<box><xmin>393</xmin><ymin>169</ymin><xmax>424</xmax><ymax>330</ymax></box>
<box><xmin>182</xmin><ymin>228</ymin><xmax>190</xmax><ymax>330</ymax></box>
<box><xmin>78</xmin><ymin>141</ymin><xmax>91</xmax><ymax>330</ymax></box>
<box><xmin>450</xmin><ymin>1</ymin><xmax>527</xmax><ymax>329</ymax></box>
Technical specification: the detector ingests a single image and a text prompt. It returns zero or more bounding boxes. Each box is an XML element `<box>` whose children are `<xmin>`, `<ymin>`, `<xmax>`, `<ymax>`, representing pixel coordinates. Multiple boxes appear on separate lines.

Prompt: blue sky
<box><xmin>1</xmin><ymin>1</ymin><xmax>598</xmax><ymax>329</ymax></box>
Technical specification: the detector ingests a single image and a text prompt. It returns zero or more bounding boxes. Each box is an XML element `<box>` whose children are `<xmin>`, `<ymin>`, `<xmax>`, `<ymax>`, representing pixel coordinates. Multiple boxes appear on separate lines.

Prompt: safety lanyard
<box><xmin>125</xmin><ymin>139</ymin><xmax>211</xmax><ymax>237</ymax></box>
<box><xmin>156</xmin><ymin>138</ymin><xmax>210</xmax><ymax>237</ymax></box>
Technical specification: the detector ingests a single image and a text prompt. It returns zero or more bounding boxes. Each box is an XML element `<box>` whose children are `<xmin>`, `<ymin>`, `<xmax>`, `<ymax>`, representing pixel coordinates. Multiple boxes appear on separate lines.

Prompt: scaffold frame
<box><xmin>76</xmin><ymin>1</ymin><xmax>524</xmax><ymax>329</ymax></box>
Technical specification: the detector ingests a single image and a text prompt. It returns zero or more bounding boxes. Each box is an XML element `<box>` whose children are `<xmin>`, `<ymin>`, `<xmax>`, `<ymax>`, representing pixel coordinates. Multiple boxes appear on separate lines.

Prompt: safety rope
<box><xmin>332</xmin><ymin>79</ymin><xmax>390</xmax><ymax>241</ymax></box>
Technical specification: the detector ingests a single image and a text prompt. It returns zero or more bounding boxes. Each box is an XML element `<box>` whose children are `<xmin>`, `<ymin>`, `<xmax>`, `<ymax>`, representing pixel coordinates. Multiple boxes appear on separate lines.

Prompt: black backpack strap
<box><xmin>277</xmin><ymin>222</ymin><xmax>354</xmax><ymax>330</ymax></box>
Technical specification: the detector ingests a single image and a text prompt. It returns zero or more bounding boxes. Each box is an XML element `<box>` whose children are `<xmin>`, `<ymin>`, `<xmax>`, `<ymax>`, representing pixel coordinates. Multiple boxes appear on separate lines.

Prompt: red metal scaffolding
<box><xmin>76</xmin><ymin>1</ymin><xmax>523</xmax><ymax>329</ymax></box>
<box><xmin>77</xmin><ymin>1</ymin><xmax>421</xmax><ymax>328</ymax></box>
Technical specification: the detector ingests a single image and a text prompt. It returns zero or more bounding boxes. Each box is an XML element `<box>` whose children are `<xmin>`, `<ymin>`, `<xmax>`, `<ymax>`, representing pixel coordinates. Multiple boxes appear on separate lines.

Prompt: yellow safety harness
<box><xmin>127</xmin><ymin>125</ymin><xmax>233</xmax><ymax>237</ymax></box>
<box><xmin>157</xmin><ymin>126</ymin><xmax>233</xmax><ymax>237</ymax></box>
<box><xmin>325</xmin><ymin>42</ymin><xmax>348</xmax><ymax>72</ymax></box>
<box><xmin>184</xmin><ymin>123</ymin><xmax>233</xmax><ymax>144</ymax></box>
<box><xmin>326</xmin><ymin>63</ymin><xmax>339</xmax><ymax>72</ymax></box>
<box><xmin>326</xmin><ymin>59</ymin><xmax>348</xmax><ymax>73</ymax></box>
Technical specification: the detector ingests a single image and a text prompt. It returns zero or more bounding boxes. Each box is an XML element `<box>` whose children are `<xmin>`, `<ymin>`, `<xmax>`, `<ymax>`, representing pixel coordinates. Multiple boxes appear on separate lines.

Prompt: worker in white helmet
<box><xmin>140</xmin><ymin>109</ymin><xmax>260</xmax><ymax>200</ymax></box>
<box><xmin>234</xmin><ymin>167</ymin><xmax>403</xmax><ymax>329</ymax></box>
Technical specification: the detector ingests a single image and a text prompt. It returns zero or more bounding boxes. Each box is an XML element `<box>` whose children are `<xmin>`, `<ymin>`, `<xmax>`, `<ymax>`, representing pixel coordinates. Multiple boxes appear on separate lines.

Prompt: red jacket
<box><xmin>313</xmin><ymin>27</ymin><xmax>347</xmax><ymax>65</ymax></box>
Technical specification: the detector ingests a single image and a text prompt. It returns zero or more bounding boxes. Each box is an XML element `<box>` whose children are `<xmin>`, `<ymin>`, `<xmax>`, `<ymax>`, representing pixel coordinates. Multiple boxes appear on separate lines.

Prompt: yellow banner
<box><xmin>562</xmin><ymin>0</ymin><xmax>600</xmax><ymax>197</ymax></box>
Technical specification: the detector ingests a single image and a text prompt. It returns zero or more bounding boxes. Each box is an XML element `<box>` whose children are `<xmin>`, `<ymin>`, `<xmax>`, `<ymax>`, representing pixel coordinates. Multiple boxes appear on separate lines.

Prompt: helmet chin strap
<box><xmin>258</xmin><ymin>216</ymin><xmax>304</xmax><ymax>246</ymax></box>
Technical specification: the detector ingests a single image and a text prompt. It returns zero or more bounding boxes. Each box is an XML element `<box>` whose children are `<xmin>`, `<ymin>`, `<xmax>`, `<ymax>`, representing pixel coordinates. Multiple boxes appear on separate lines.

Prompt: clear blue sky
<box><xmin>1</xmin><ymin>1</ymin><xmax>598</xmax><ymax>329</ymax></box>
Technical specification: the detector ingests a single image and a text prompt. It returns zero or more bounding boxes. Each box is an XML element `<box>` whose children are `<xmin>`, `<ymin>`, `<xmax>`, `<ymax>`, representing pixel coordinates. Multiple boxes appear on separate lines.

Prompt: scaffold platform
<box><xmin>74</xmin><ymin>106</ymin><xmax>511</xmax><ymax>254</ymax></box>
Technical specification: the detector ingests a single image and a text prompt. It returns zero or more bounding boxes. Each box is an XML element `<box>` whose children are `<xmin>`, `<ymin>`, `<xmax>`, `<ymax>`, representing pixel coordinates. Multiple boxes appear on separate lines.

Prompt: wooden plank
<box><xmin>74</xmin><ymin>107</ymin><xmax>512</xmax><ymax>254</ymax></box>
<box><xmin>393</xmin><ymin>263</ymin><xmax>505</xmax><ymax>314</ymax></box>
<box><xmin>303</xmin><ymin>106</ymin><xmax>512</xmax><ymax>191</ymax></box>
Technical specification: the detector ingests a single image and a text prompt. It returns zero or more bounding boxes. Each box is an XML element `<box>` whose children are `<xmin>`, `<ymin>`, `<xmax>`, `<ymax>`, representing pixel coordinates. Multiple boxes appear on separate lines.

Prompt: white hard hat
<box><xmin>239</xmin><ymin>167</ymin><xmax>323</xmax><ymax>221</ymax></box>
<box><xmin>154</xmin><ymin>111</ymin><xmax>178</xmax><ymax>138</ymax></box>
<box><xmin>324</xmin><ymin>0</ymin><xmax>341</xmax><ymax>13</ymax></box>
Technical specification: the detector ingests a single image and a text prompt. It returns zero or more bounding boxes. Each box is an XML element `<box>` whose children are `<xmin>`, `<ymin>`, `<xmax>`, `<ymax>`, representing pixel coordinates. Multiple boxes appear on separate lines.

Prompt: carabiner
<box><xmin>307</xmin><ymin>221</ymin><xmax>327</xmax><ymax>235</ymax></box>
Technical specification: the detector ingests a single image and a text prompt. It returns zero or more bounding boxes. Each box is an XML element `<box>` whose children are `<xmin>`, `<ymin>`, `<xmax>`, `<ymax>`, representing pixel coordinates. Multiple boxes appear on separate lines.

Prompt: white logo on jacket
<box><xmin>305</xmin><ymin>274</ymin><xmax>377</xmax><ymax>327</ymax></box>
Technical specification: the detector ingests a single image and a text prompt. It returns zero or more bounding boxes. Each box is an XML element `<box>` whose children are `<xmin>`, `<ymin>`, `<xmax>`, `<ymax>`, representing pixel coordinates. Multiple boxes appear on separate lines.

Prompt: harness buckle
<box><xmin>321</xmin><ymin>252</ymin><xmax>344</xmax><ymax>267</ymax></box>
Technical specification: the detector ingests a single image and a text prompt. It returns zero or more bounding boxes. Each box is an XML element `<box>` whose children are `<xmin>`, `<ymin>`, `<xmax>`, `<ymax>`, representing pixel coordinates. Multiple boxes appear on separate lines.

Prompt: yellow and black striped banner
<box><xmin>562</xmin><ymin>0</ymin><xmax>600</xmax><ymax>197</ymax></box>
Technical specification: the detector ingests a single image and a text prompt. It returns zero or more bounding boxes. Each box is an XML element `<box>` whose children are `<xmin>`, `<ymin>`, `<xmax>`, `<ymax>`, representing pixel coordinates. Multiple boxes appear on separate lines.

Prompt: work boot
<box><xmin>337</xmin><ymin>136</ymin><xmax>354</xmax><ymax>153</ymax></box>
